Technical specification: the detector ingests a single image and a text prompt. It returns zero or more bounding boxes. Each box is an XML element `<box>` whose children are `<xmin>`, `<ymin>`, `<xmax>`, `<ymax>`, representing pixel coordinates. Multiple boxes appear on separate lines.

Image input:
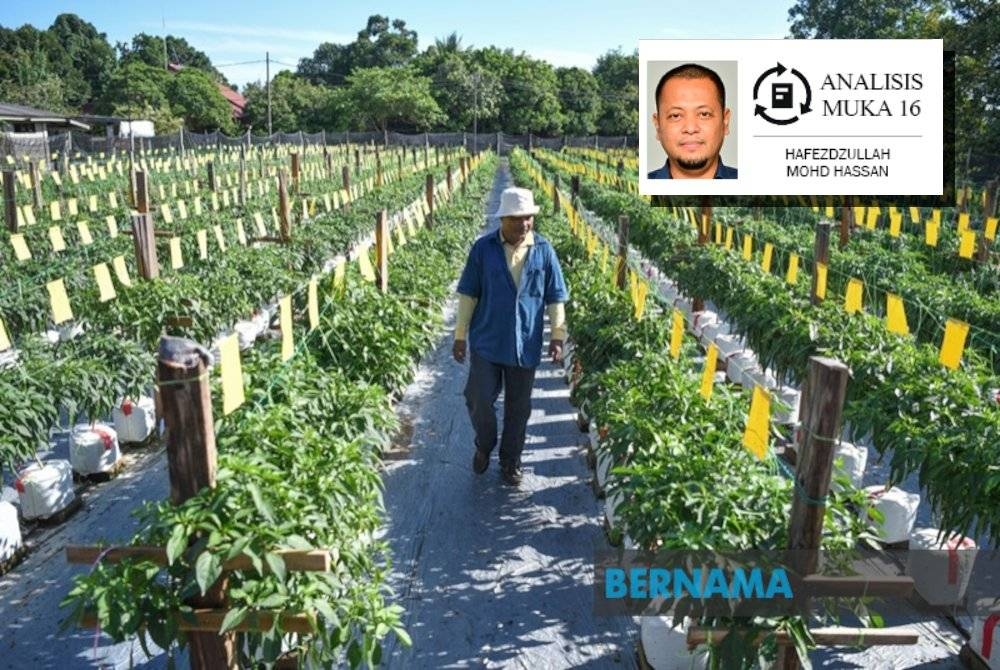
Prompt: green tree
<box><xmin>557</xmin><ymin>67</ymin><xmax>601</xmax><ymax>136</ymax></box>
<box><xmin>415</xmin><ymin>47</ymin><xmax>502</xmax><ymax>131</ymax></box>
<box><xmin>298</xmin><ymin>15</ymin><xmax>418</xmax><ymax>87</ymax></box>
<box><xmin>167</xmin><ymin>68</ymin><xmax>235</xmax><ymax>133</ymax></box>
<box><xmin>787</xmin><ymin>0</ymin><xmax>949</xmax><ymax>38</ymax></box>
<box><xmin>47</xmin><ymin>14</ymin><xmax>116</xmax><ymax>106</ymax></box>
<box><xmin>101</xmin><ymin>62</ymin><xmax>172</xmax><ymax>114</ymax></box>
<box><xmin>593</xmin><ymin>48</ymin><xmax>639</xmax><ymax>136</ymax></box>
<box><xmin>243</xmin><ymin>71</ymin><xmax>338</xmax><ymax>133</ymax></box>
<box><xmin>473</xmin><ymin>48</ymin><xmax>563</xmax><ymax>135</ymax></box>
<box><xmin>117</xmin><ymin>33</ymin><xmax>227</xmax><ymax>83</ymax></box>
<box><xmin>0</xmin><ymin>25</ymin><xmax>69</xmax><ymax>111</ymax></box>
<box><xmin>337</xmin><ymin>66</ymin><xmax>445</xmax><ymax>132</ymax></box>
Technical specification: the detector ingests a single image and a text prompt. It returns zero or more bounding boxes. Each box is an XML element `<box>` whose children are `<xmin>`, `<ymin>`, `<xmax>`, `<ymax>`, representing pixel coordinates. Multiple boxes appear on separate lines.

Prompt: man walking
<box><xmin>453</xmin><ymin>186</ymin><xmax>569</xmax><ymax>487</ymax></box>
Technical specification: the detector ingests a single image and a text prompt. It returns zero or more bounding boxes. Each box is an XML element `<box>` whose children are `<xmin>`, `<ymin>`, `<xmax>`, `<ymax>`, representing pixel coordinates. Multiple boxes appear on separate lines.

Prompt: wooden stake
<box><xmin>553</xmin><ymin>175</ymin><xmax>561</xmax><ymax>213</ymax></box>
<box><xmin>131</xmin><ymin>170</ymin><xmax>159</xmax><ymax>280</ymax></box>
<box><xmin>460</xmin><ymin>158</ymin><xmax>467</xmax><ymax>196</ymax></box>
<box><xmin>615</xmin><ymin>215</ymin><xmax>630</xmax><ymax>290</ymax></box>
<box><xmin>238</xmin><ymin>146</ymin><xmax>246</xmax><ymax>207</ymax></box>
<box><xmin>278</xmin><ymin>170</ymin><xmax>291</xmax><ymax>242</ymax></box>
<box><xmin>425</xmin><ymin>173</ymin><xmax>434</xmax><ymax>229</ymax></box>
<box><xmin>157</xmin><ymin>336</ymin><xmax>235</xmax><ymax>669</ymax></box>
<box><xmin>341</xmin><ymin>165</ymin><xmax>351</xmax><ymax>210</ymax></box>
<box><xmin>375</xmin><ymin>210</ymin><xmax>389</xmax><ymax>293</ymax></box>
<box><xmin>778</xmin><ymin>355</ymin><xmax>849</xmax><ymax>670</ymax></box>
<box><xmin>2</xmin><ymin>171</ymin><xmax>16</xmax><ymax>232</ymax></box>
<box><xmin>693</xmin><ymin>199</ymin><xmax>712</xmax><ymax>312</ymax></box>
<box><xmin>290</xmin><ymin>152</ymin><xmax>300</xmax><ymax>193</ymax></box>
<box><xmin>354</xmin><ymin>148</ymin><xmax>360</xmax><ymax>176</ymax></box>
<box><xmin>811</xmin><ymin>221</ymin><xmax>832</xmax><ymax>306</ymax></box>
<box><xmin>28</xmin><ymin>161</ymin><xmax>42</xmax><ymax>211</ymax></box>
<box><xmin>446</xmin><ymin>165</ymin><xmax>453</xmax><ymax>193</ymax></box>
<box><xmin>207</xmin><ymin>160</ymin><xmax>216</xmax><ymax>192</ymax></box>
<box><xmin>571</xmin><ymin>176</ymin><xmax>580</xmax><ymax>201</ymax></box>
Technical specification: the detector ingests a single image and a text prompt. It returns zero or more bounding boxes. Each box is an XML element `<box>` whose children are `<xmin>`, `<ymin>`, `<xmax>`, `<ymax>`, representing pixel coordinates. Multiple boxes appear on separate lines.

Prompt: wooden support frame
<box><xmin>66</xmin><ymin>546</ymin><xmax>330</xmax><ymax>572</ymax></box>
<box><xmin>2</xmin><ymin>170</ymin><xmax>16</xmax><ymax>232</ymax></box>
<box><xmin>375</xmin><ymin>210</ymin><xmax>389</xmax><ymax>293</ymax></box>
<box><xmin>278</xmin><ymin>170</ymin><xmax>291</xmax><ymax>242</ymax></box>
<box><xmin>425</xmin><ymin>173</ymin><xmax>434</xmax><ymax>229</ymax></box>
<box><xmin>79</xmin><ymin>610</ymin><xmax>315</xmax><ymax>635</ymax></box>
<box><xmin>130</xmin><ymin>170</ymin><xmax>159</xmax><ymax>280</ymax></box>
<box><xmin>615</xmin><ymin>215</ymin><xmax>630</xmax><ymax>290</ymax></box>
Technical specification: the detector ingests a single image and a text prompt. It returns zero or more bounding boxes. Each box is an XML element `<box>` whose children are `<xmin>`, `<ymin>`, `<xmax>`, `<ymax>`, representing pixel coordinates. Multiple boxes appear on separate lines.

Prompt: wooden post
<box><xmin>615</xmin><ymin>215</ymin><xmax>630</xmax><ymax>290</ymax></box>
<box><xmin>446</xmin><ymin>164</ymin><xmax>453</xmax><ymax>193</ymax></box>
<box><xmin>2</xmin><ymin>171</ymin><xmax>16</xmax><ymax>232</ymax></box>
<box><xmin>375</xmin><ymin>210</ymin><xmax>389</xmax><ymax>293</ymax></box>
<box><xmin>692</xmin><ymin>199</ymin><xmax>712</xmax><ymax>312</ymax></box>
<box><xmin>617</xmin><ymin>159</ymin><xmax>624</xmax><ymax>179</ymax></box>
<box><xmin>423</xmin><ymin>143</ymin><xmax>429</xmax><ymax>170</ymax></box>
<box><xmin>341</xmin><ymin>165</ymin><xmax>351</xmax><ymax>210</ymax></box>
<box><xmin>839</xmin><ymin>200</ymin><xmax>852</xmax><ymax>248</ymax></box>
<box><xmin>571</xmin><ymin>176</ymin><xmax>580</xmax><ymax>201</ymax></box>
<box><xmin>207</xmin><ymin>161</ymin><xmax>216</xmax><ymax>192</ymax></box>
<box><xmin>354</xmin><ymin>148</ymin><xmax>360</xmax><ymax>176</ymax></box>
<box><xmin>425</xmin><ymin>174</ymin><xmax>434</xmax><ymax>229</ymax></box>
<box><xmin>290</xmin><ymin>153</ymin><xmax>300</xmax><ymax>194</ymax></box>
<box><xmin>811</xmin><ymin>221</ymin><xmax>831</xmax><ymax>306</ymax></box>
<box><xmin>460</xmin><ymin>157</ymin><xmax>467</xmax><ymax>196</ymax></box>
<box><xmin>323</xmin><ymin>148</ymin><xmax>332</xmax><ymax>180</ymax></box>
<box><xmin>238</xmin><ymin>146</ymin><xmax>246</xmax><ymax>207</ymax></box>
<box><xmin>778</xmin><ymin>356</ymin><xmax>850</xmax><ymax>670</ymax></box>
<box><xmin>130</xmin><ymin>170</ymin><xmax>160</xmax><ymax>280</ymax></box>
<box><xmin>277</xmin><ymin>170</ymin><xmax>291</xmax><ymax>242</ymax></box>
<box><xmin>157</xmin><ymin>336</ymin><xmax>236</xmax><ymax>670</ymax></box>
<box><xmin>29</xmin><ymin>161</ymin><xmax>42</xmax><ymax>211</ymax></box>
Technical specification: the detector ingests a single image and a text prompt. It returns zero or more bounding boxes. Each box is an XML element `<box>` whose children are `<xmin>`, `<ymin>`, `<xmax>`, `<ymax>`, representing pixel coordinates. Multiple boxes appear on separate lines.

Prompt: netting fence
<box><xmin>0</xmin><ymin>127</ymin><xmax>637</xmax><ymax>164</ymax></box>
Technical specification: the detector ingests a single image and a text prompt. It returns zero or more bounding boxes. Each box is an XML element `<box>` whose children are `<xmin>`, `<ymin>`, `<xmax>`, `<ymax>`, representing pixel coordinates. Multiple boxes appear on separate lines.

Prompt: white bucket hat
<box><xmin>493</xmin><ymin>187</ymin><xmax>540</xmax><ymax>218</ymax></box>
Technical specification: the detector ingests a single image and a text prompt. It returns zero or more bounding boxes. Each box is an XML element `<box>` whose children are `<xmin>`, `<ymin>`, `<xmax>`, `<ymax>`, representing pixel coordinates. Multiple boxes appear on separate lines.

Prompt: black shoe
<box><xmin>500</xmin><ymin>463</ymin><xmax>523</xmax><ymax>487</ymax></box>
<box><xmin>473</xmin><ymin>449</ymin><xmax>490</xmax><ymax>474</ymax></box>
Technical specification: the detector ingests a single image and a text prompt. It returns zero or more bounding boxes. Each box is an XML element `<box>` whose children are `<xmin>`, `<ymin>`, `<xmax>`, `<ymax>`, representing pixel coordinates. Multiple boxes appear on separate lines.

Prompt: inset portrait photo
<box><xmin>646</xmin><ymin>61</ymin><xmax>739</xmax><ymax>180</ymax></box>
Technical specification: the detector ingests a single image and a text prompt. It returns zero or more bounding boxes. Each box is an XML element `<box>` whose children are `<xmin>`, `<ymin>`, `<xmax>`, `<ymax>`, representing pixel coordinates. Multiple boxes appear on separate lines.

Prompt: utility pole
<box><xmin>266</xmin><ymin>51</ymin><xmax>272</xmax><ymax>136</ymax></box>
<box><xmin>473</xmin><ymin>72</ymin><xmax>480</xmax><ymax>154</ymax></box>
<box><xmin>162</xmin><ymin>16</ymin><xmax>169</xmax><ymax>71</ymax></box>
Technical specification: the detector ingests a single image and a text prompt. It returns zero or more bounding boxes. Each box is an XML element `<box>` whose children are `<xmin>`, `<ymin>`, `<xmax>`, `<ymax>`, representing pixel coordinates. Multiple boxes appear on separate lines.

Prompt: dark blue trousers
<box><xmin>464</xmin><ymin>350</ymin><xmax>537</xmax><ymax>468</ymax></box>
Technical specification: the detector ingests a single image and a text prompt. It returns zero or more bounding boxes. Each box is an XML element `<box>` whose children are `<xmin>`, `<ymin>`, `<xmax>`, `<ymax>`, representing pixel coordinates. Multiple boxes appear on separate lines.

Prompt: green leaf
<box><xmin>219</xmin><ymin>606</ymin><xmax>248</xmax><ymax>634</ymax></box>
<box><xmin>247</xmin><ymin>482</ymin><xmax>276</xmax><ymax>524</ymax></box>
<box><xmin>264</xmin><ymin>552</ymin><xmax>287</xmax><ymax>582</ymax></box>
<box><xmin>166</xmin><ymin>525</ymin><xmax>187</xmax><ymax>565</ymax></box>
<box><xmin>195</xmin><ymin>551</ymin><xmax>222</xmax><ymax>596</ymax></box>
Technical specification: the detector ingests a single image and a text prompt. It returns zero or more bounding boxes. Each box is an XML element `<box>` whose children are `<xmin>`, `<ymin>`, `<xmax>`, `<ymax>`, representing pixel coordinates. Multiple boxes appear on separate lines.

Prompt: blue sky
<box><xmin>1</xmin><ymin>1</ymin><xmax>792</xmax><ymax>87</ymax></box>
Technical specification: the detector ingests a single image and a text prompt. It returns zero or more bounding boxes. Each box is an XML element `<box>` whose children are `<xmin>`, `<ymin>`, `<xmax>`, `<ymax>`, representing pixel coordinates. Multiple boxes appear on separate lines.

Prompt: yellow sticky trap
<box><xmin>109</xmin><ymin>255</ymin><xmax>131</xmax><ymax>286</ymax></box>
<box><xmin>938</xmin><ymin>318</ymin><xmax>969</xmax><ymax>370</ymax></box>
<box><xmin>932</xmin><ymin>209</ymin><xmax>941</xmax><ymax>226</ymax></box>
<box><xmin>814</xmin><ymin>262</ymin><xmax>828</xmax><ymax>300</ymax></box>
<box><xmin>715</xmin><ymin>223</ymin><xmax>722</xmax><ymax>245</ymax></box>
<box><xmin>48</xmin><ymin>226</ymin><xmax>66</xmax><ymax>252</ymax></box>
<box><xmin>50</xmin><ymin>201</ymin><xmax>62</xmax><ymax>221</ymax></box>
<box><xmin>77</xmin><ymin>221</ymin><xmax>93</xmax><ymax>245</ymax></box>
<box><xmin>236</xmin><ymin>219</ymin><xmax>247</xmax><ymax>246</ymax></box>
<box><xmin>925</xmin><ymin>220</ymin><xmax>939</xmax><ymax>247</ymax></box>
<box><xmin>958</xmin><ymin>231</ymin><xmax>976</xmax><ymax>259</ymax></box>
<box><xmin>170</xmin><ymin>237</ymin><xmax>184</xmax><ymax>269</ymax></box>
<box><xmin>219</xmin><ymin>333</ymin><xmax>245</xmax><ymax>415</ymax></box>
<box><xmin>844</xmin><ymin>278</ymin><xmax>864</xmax><ymax>314</ymax></box>
<box><xmin>253</xmin><ymin>212</ymin><xmax>267</xmax><ymax>238</ymax></box>
<box><xmin>211</xmin><ymin>193</ymin><xmax>219</xmax><ymax>212</ymax></box>
<box><xmin>10</xmin><ymin>234</ymin><xmax>31</xmax><ymax>261</ymax></box>
<box><xmin>160</xmin><ymin>203</ymin><xmax>174</xmax><ymax>224</ymax></box>
<box><xmin>786</xmin><ymin>254</ymin><xmax>799</xmax><ymax>284</ymax></box>
<box><xmin>724</xmin><ymin>227</ymin><xmax>734</xmax><ymax>250</ymax></box>
<box><xmin>742</xmin><ymin>385</ymin><xmax>771</xmax><ymax>460</ymax></box>
<box><xmin>886</xmin><ymin>293</ymin><xmax>909</xmax><ymax>335</ymax></box>
<box><xmin>670</xmin><ymin>309</ymin><xmax>684</xmax><ymax>360</ymax></box>
<box><xmin>865</xmin><ymin>208</ymin><xmax>878</xmax><ymax>229</ymax></box>
<box><xmin>985</xmin><ymin>217</ymin><xmax>998</xmax><ymax>241</ymax></box>
<box><xmin>957</xmin><ymin>212</ymin><xmax>970</xmax><ymax>233</ymax></box>
<box><xmin>197</xmin><ymin>230</ymin><xmax>208</xmax><ymax>260</ymax></box>
<box><xmin>108</xmin><ymin>192</ymin><xmax>118</xmax><ymax>208</ymax></box>
<box><xmin>908</xmin><ymin>206</ymin><xmax>920</xmax><ymax>224</ymax></box>
<box><xmin>600</xmin><ymin>245</ymin><xmax>609</xmax><ymax>274</ymax></box>
<box><xmin>395</xmin><ymin>224</ymin><xmax>406</xmax><ymax>247</ymax></box>
<box><xmin>0</xmin><ymin>319</ymin><xmax>10</xmax><ymax>351</ymax></box>
<box><xmin>825</xmin><ymin>205</ymin><xmax>835</xmax><ymax>218</ymax></box>
<box><xmin>889</xmin><ymin>212</ymin><xmax>902</xmax><ymax>237</ymax></box>
<box><xmin>762</xmin><ymin>243</ymin><xmax>774</xmax><ymax>273</ymax></box>
<box><xmin>67</xmin><ymin>199</ymin><xmax>78</xmax><ymax>217</ymax></box>
<box><xmin>106</xmin><ymin>215</ymin><xmax>118</xmax><ymax>238</ymax></box>
<box><xmin>853</xmin><ymin>206</ymin><xmax>866</xmax><ymax>227</ymax></box>
<box><xmin>194</xmin><ymin>197</ymin><xmax>203</xmax><ymax>216</ymax></box>
<box><xmin>24</xmin><ymin>207</ymin><xmax>35</xmax><ymax>226</ymax></box>
<box><xmin>634</xmin><ymin>280</ymin><xmax>649</xmax><ymax>321</ymax></box>
<box><xmin>308</xmin><ymin>278</ymin><xmax>319</xmax><ymax>331</ymax></box>
<box><xmin>358</xmin><ymin>244</ymin><xmax>376</xmax><ymax>282</ymax></box>
<box><xmin>46</xmin><ymin>278</ymin><xmax>73</xmax><ymax>324</ymax></box>
<box><xmin>280</xmin><ymin>295</ymin><xmax>293</xmax><ymax>362</ymax></box>
<box><xmin>93</xmin><ymin>263</ymin><xmax>116</xmax><ymax>302</ymax></box>
<box><xmin>213</xmin><ymin>225</ymin><xmax>226</xmax><ymax>252</ymax></box>
<box><xmin>741</xmin><ymin>233</ymin><xmax>753</xmax><ymax>261</ymax></box>
<box><xmin>334</xmin><ymin>258</ymin><xmax>346</xmax><ymax>290</ymax></box>
<box><xmin>700</xmin><ymin>343</ymin><xmax>718</xmax><ymax>401</ymax></box>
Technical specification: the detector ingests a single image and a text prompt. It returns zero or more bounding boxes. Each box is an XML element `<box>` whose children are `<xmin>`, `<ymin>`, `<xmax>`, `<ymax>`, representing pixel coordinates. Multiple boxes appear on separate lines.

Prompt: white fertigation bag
<box><xmin>605</xmin><ymin>488</ymin><xmax>623</xmax><ymax>530</ymax></box>
<box><xmin>726</xmin><ymin>351</ymin><xmax>758</xmax><ymax>385</ymax></box>
<box><xmin>714</xmin><ymin>334</ymin><xmax>744</xmax><ymax>359</ymax></box>
<box><xmin>864</xmin><ymin>485</ymin><xmax>920</xmax><ymax>544</ymax></box>
<box><xmin>596</xmin><ymin>449</ymin><xmax>614</xmax><ymax>489</ymax></box>
<box><xmin>907</xmin><ymin>528</ymin><xmax>977</xmax><ymax>606</ymax></box>
<box><xmin>70</xmin><ymin>424</ymin><xmax>121</xmax><ymax>475</ymax></box>
<box><xmin>834</xmin><ymin>442</ymin><xmax>868</xmax><ymax>489</ymax></box>
<box><xmin>640</xmin><ymin>614</ymin><xmax>708</xmax><ymax>670</ymax></box>
<box><xmin>0</xmin><ymin>501</ymin><xmax>22</xmax><ymax>563</ymax></box>
<box><xmin>970</xmin><ymin>612</ymin><xmax>1000</xmax><ymax>667</ymax></box>
<box><xmin>16</xmin><ymin>460</ymin><xmax>75</xmax><ymax>520</ymax></box>
<box><xmin>112</xmin><ymin>396</ymin><xmax>156</xmax><ymax>444</ymax></box>
<box><xmin>234</xmin><ymin>319</ymin><xmax>262</xmax><ymax>351</ymax></box>
<box><xmin>772</xmin><ymin>386</ymin><xmax>801</xmax><ymax>425</ymax></box>
<box><xmin>690</xmin><ymin>311</ymin><xmax>717</xmax><ymax>337</ymax></box>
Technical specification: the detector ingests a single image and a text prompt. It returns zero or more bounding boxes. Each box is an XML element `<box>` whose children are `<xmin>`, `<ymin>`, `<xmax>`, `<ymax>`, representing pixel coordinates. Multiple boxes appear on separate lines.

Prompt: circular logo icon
<box><xmin>754</xmin><ymin>63</ymin><xmax>813</xmax><ymax>125</ymax></box>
